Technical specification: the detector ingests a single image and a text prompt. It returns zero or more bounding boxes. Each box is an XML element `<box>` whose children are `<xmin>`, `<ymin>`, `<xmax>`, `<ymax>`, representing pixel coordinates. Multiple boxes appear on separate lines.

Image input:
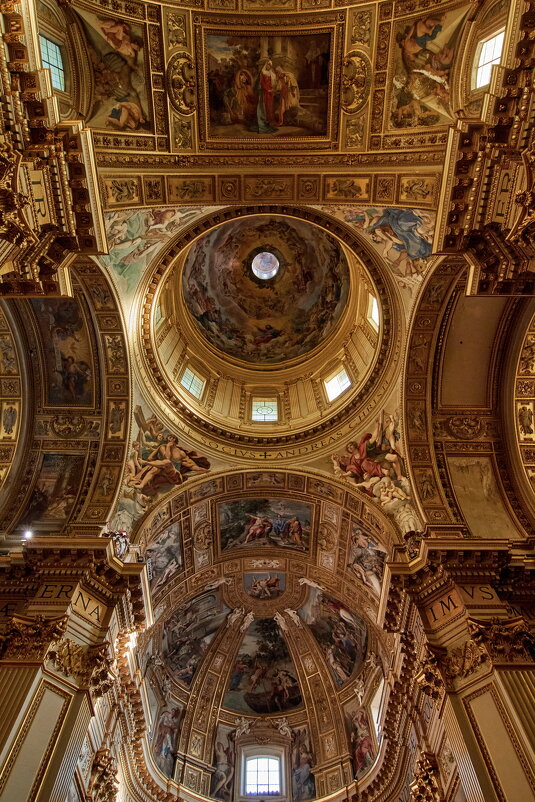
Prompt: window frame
<box><xmin>251</xmin><ymin>396</ymin><xmax>279</xmax><ymax>423</ymax></box>
<box><xmin>472</xmin><ymin>28</ymin><xmax>505</xmax><ymax>90</ymax></box>
<box><xmin>367</xmin><ymin>293</ymin><xmax>380</xmax><ymax>332</ymax></box>
<box><xmin>180</xmin><ymin>365</ymin><xmax>206</xmax><ymax>401</ymax></box>
<box><xmin>38</xmin><ymin>33</ymin><xmax>66</xmax><ymax>92</ymax></box>
<box><xmin>239</xmin><ymin>745</ymin><xmax>286</xmax><ymax>801</ymax></box>
<box><xmin>324</xmin><ymin>366</ymin><xmax>352</xmax><ymax>403</ymax></box>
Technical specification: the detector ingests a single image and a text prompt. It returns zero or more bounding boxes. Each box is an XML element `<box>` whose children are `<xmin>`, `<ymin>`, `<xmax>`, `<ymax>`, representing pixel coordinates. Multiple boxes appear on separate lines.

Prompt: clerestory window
<box><xmin>473</xmin><ymin>30</ymin><xmax>505</xmax><ymax>89</ymax></box>
<box><xmin>39</xmin><ymin>35</ymin><xmax>65</xmax><ymax>91</ymax></box>
<box><xmin>245</xmin><ymin>756</ymin><xmax>281</xmax><ymax>796</ymax></box>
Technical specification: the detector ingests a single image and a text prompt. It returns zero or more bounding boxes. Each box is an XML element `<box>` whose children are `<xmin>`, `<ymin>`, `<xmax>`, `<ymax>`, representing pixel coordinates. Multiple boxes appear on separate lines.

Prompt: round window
<box><xmin>251</xmin><ymin>251</ymin><xmax>280</xmax><ymax>280</ymax></box>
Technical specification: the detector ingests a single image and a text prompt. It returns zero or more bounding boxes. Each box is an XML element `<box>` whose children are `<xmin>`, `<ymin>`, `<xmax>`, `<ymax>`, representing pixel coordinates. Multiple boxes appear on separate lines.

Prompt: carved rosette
<box><xmin>167</xmin><ymin>52</ymin><xmax>196</xmax><ymax>115</ymax></box>
<box><xmin>341</xmin><ymin>51</ymin><xmax>371</xmax><ymax>114</ymax></box>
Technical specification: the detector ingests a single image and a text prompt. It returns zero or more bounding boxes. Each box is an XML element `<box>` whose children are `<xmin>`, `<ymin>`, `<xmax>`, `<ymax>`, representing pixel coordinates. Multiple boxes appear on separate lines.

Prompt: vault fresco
<box><xmin>182</xmin><ymin>216</ymin><xmax>350</xmax><ymax>364</ymax></box>
<box><xmin>146</xmin><ymin>523</ymin><xmax>183</xmax><ymax>595</ymax></box>
<box><xmin>344</xmin><ymin>698</ymin><xmax>376</xmax><ymax>780</ymax></box>
<box><xmin>113</xmin><ymin>402</ymin><xmax>211</xmax><ymax>531</ymax></box>
<box><xmin>224</xmin><ymin>618</ymin><xmax>302</xmax><ymax>714</ymax></box>
<box><xmin>76</xmin><ymin>9</ymin><xmax>150</xmax><ymax>131</ymax></box>
<box><xmin>219</xmin><ymin>498</ymin><xmax>312</xmax><ymax>552</ymax></box>
<box><xmin>21</xmin><ymin>453</ymin><xmax>86</xmax><ymax>526</ymax></box>
<box><xmin>102</xmin><ymin>206</ymin><xmax>213</xmax><ymax>298</ymax></box>
<box><xmin>31</xmin><ymin>298</ymin><xmax>93</xmax><ymax>406</ymax></box>
<box><xmin>330</xmin><ymin>409</ymin><xmax>422</xmax><ymax>534</ymax></box>
<box><xmin>298</xmin><ymin>586</ymin><xmax>367</xmax><ymax>687</ymax></box>
<box><xmin>162</xmin><ymin>588</ymin><xmax>229</xmax><ymax>687</ymax></box>
<box><xmin>390</xmin><ymin>7</ymin><xmax>469</xmax><ymax>129</ymax></box>
<box><xmin>204</xmin><ymin>31</ymin><xmax>331</xmax><ymax>139</ymax></box>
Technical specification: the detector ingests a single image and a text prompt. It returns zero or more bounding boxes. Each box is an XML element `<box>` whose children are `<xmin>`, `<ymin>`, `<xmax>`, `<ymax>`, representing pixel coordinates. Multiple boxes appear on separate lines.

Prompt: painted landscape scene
<box><xmin>224</xmin><ymin>618</ymin><xmax>302</xmax><ymax>714</ymax></box>
<box><xmin>219</xmin><ymin>498</ymin><xmax>312</xmax><ymax>552</ymax></box>
<box><xmin>206</xmin><ymin>32</ymin><xmax>331</xmax><ymax>138</ymax></box>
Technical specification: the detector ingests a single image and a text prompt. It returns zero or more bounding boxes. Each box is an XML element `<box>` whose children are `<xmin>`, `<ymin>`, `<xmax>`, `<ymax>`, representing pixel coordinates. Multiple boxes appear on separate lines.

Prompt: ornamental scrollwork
<box><xmin>341</xmin><ymin>51</ymin><xmax>371</xmax><ymax>115</ymax></box>
<box><xmin>415</xmin><ymin>647</ymin><xmax>444</xmax><ymax>700</ymax></box>
<box><xmin>0</xmin><ymin>614</ymin><xmax>67</xmax><ymax>660</ymax></box>
<box><xmin>167</xmin><ymin>52</ymin><xmax>196</xmax><ymax>115</ymax></box>
<box><xmin>468</xmin><ymin>616</ymin><xmax>535</xmax><ymax>663</ymax></box>
<box><xmin>409</xmin><ymin>753</ymin><xmax>443</xmax><ymax>802</ymax></box>
<box><xmin>88</xmin><ymin>748</ymin><xmax>118</xmax><ymax>802</ymax></box>
<box><xmin>47</xmin><ymin>638</ymin><xmax>113</xmax><ymax>694</ymax></box>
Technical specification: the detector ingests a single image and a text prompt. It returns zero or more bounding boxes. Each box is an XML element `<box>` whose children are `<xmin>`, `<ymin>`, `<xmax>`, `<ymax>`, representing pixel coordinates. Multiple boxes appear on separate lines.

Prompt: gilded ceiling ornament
<box><xmin>51</xmin><ymin>413</ymin><xmax>86</xmax><ymax>438</ymax></box>
<box><xmin>0</xmin><ymin>614</ymin><xmax>67</xmax><ymax>660</ymax></box>
<box><xmin>166</xmin><ymin>52</ymin><xmax>196</xmax><ymax>115</ymax></box>
<box><xmin>341</xmin><ymin>51</ymin><xmax>371</xmax><ymax>115</ymax></box>
<box><xmin>194</xmin><ymin>522</ymin><xmax>212</xmax><ymax>551</ymax></box>
<box><xmin>446</xmin><ymin>416</ymin><xmax>482</xmax><ymax>440</ymax></box>
<box><xmin>283</xmin><ymin>608</ymin><xmax>301</xmax><ymax>627</ymax></box>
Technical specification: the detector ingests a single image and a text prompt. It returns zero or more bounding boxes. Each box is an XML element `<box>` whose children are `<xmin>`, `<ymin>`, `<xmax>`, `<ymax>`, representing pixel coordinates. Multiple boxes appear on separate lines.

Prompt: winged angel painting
<box><xmin>390</xmin><ymin>6</ymin><xmax>469</xmax><ymax>128</ymax></box>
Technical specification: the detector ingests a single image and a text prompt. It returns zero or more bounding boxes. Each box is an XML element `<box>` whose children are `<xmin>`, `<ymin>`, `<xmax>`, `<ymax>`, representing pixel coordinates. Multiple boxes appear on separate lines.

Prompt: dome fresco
<box><xmin>182</xmin><ymin>215</ymin><xmax>350</xmax><ymax>364</ymax></box>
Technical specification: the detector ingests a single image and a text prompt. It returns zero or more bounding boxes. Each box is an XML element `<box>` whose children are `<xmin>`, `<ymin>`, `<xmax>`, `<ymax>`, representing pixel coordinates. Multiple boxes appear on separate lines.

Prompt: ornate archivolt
<box><xmin>132</xmin><ymin>469</ymin><xmax>396</xmax><ymax>800</ymax></box>
<box><xmin>403</xmin><ymin>259</ymin><xmax>534</xmax><ymax>540</ymax></box>
<box><xmin>0</xmin><ymin>260</ymin><xmax>130</xmax><ymax>540</ymax></box>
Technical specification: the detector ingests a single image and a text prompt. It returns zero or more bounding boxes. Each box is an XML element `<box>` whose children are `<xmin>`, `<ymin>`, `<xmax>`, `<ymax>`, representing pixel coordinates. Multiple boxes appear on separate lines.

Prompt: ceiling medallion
<box><xmin>342</xmin><ymin>51</ymin><xmax>371</xmax><ymax>115</ymax></box>
<box><xmin>166</xmin><ymin>52</ymin><xmax>196</xmax><ymax>115</ymax></box>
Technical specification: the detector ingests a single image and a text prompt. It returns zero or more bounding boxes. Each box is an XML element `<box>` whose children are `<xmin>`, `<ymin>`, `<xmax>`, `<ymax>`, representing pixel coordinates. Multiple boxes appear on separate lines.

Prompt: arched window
<box><xmin>473</xmin><ymin>30</ymin><xmax>505</xmax><ymax>88</ymax></box>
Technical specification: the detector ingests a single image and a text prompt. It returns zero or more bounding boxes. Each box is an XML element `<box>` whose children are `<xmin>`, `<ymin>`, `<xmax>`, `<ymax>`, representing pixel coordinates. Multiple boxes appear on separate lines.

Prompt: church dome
<box><xmin>181</xmin><ymin>215</ymin><xmax>350</xmax><ymax>366</ymax></box>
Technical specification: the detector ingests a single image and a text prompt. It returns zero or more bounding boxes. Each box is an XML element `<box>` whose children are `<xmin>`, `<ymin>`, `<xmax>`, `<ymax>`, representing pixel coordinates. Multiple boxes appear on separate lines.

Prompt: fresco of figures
<box><xmin>330</xmin><ymin>410</ymin><xmax>422</xmax><ymax>534</ymax></box>
<box><xmin>112</xmin><ymin>403</ymin><xmax>211</xmax><ymax>531</ymax></box>
<box><xmin>390</xmin><ymin>7</ymin><xmax>469</xmax><ymax>129</ymax></box>
<box><xmin>152</xmin><ymin>705</ymin><xmax>183</xmax><ymax>778</ymax></box>
<box><xmin>299</xmin><ymin>587</ymin><xmax>367</xmax><ymax>687</ymax></box>
<box><xmin>344</xmin><ymin>700</ymin><xmax>376</xmax><ymax>779</ymax></box>
<box><xmin>244</xmin><ymin>572</ymin><xmax>286</xmax><ymax>600</ymax></box>
<box><xmin>146</xmin><ymin>523</ymin><xmax>183</xmax><ymax>595</ymax></box>
<box><xmin>291</xmin><ymin>727</ymin><xmax>316</xmax><ymax>802</ymax></box>
<box><xmin>219</xmin><ymin>498</ymin><xmax>311</xmax><ymax>552</ymax></box>
<box><xmin>206</xmin><ymin>32</ymin><xmax>331</xmax><ymax>138</ymax></box>
<box><xmin>347</xmin><ymin>526</ymin><xmax>386</xmax><ymax>597</ymax></box>
<box><xmin>210</xmin><ymin>724</ymin><xmax>236</xmax><ymax>801</ymax></box>
<box><xmin>21</xmin><ymin>454</ymin><xmax>85</xmax><ymax>527</ymax></box>
<box><xmin>321</xmin><ymin>206</ymin><xmax>435</xmax><ymax>283</ymax></box>
<box><xmin>224</xmin><ymin>618</ymin><xmax>302</xmax><ymax>714</ymax></box>
<box><xmin>182</xmin><ymin>216</ymin><xmax>349</xmax><ymax>364</ymax></box>
<box><xmin>102</xmin><ymin>207</ymin><xmax>206</xmax><ymax>298</ymax></box>
<box><xmin>31</xmin><ymin>299</ymin><xmax>93</xmax><ymax>406</ymax></box>
<box><xmin>161</xmin><ymin>589</ymin><xmax>228</xmax><ymax>687</ymax></box>
<box><xmin>76</xmin><ymin>9</ymin><xmax>150</xmax><ymax>131</ymax></box>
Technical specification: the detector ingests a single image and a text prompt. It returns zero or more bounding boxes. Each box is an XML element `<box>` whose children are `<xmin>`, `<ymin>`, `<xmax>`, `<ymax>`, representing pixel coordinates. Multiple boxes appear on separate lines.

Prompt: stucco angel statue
<box><xmin>284</xmin><ymin>608</ymin><xmax>301</xmax><ymax>627</ymax></box>
<box><xmin>226</xmin><ymin>607</ymin><xmax>244</xmax><ymax>627</ymax></box>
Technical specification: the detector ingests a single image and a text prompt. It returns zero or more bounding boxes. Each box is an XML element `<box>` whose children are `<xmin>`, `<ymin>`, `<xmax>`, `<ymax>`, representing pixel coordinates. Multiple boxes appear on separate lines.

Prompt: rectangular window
<box><xmin>246</xmin><ymin>756</ymin><xmax>281</xmax><ymax>795</ymax></box>
<box><xmin>367</xmin><ymin>294</ymin><xmax>380</xmax><ymax>330</ymax></box>
<box><xmin>39</xmin><ymin>35</ymin><xmax>65</xmax><ymax>91</ymax></box>
<box><xmin>475</xmin><ymin>31</ymin><xmax>505</xmax><ymax>88</ymax></box>
<box><xmin>180</xmin><ymin>367</ymin><xmax>205</xmax><ymax>399</ymax></box>
<box><xmin>251</xmin><ymin>397</ymin><xmax>278</xmax><ymax>422</ymax></box>
<box><xmin>325</xmin><ymin>368</ymin><xmax>351</xmax><ymax>402</ymax></box>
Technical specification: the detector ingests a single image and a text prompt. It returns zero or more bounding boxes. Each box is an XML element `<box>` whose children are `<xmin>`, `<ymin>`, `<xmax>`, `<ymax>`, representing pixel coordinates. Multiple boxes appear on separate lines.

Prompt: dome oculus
<box><xmin>251</xmin><ymin>251</ymin><xmax>280</xmax><ymax>280</ymax></box>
